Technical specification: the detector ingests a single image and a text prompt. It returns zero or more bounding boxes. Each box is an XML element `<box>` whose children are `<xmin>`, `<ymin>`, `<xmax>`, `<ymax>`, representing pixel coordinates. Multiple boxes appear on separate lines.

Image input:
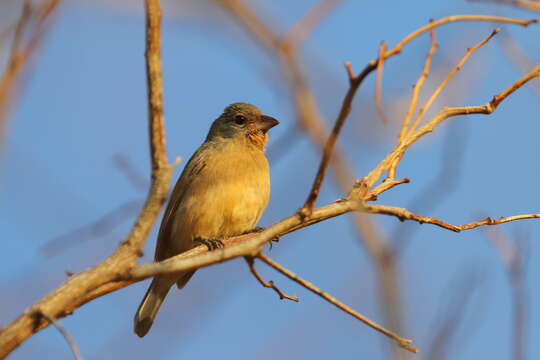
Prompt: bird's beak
<box><xmin>258</xmin><ymin>115</ymin><xmax>279</xmax><ymax>133</ymax></box>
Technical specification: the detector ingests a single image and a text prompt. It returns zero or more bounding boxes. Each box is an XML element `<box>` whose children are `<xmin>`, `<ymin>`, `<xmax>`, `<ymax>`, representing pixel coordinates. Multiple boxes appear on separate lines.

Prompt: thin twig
<box><xmin>40</xmin><ymin>312</ymin><xmax>84</xmax><ymax>360</ymax></box>
<box><xmin>375</xmin><ymin>41</ymin><xmax>389</xmax><ymax>124</ymax></box>
<box><xmin>299</xmin><ymin>61</ymin><xmax>372</xmax><ymax>216</ymax></box>
<box><xmin>384</xmin><ymin>15</ymin><xmax>535</xmax><ymax>60</ymax></box>
<box><xmin>256</xmin><ymin>253</ymin><xmax>418</xmax><ymax>353</ymax></box>
<box><xmin>365</xmin><ymin>203</ymin><xmax>540</xmax><ymax>232</ymax></box>
<box><xmin>245</xmin><ymin>257</ymin><xmax>299</xmax><ymax>302</ymax></box>
<box><xmin>391</xmin><ymin>121</ymin><xmax>467</xmax><ymax>256</ymax></box>
<box><xmin>398</xmin><ymin>28</ymin><xmax>438</xmax><ymax>142</ymax></box>
<box><xmin>407</xmin><ymin>28</ymin><xmax>500</xmax><ymax>135</ymax></box>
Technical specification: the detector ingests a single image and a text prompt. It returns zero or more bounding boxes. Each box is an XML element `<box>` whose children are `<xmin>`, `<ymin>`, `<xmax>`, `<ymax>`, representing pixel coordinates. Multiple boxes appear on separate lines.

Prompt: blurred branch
<box><xmin>375</xmin><ymin>41</ymin><xmax>389</xmax><ymax>124</ymax></box>
<box><xmin>40</xmin><ymin>312</ymin><xmax>84</xmax><ymax>360</ymax></box>
<box><xmin>256</xmin><ymin>253</ymin><xmax>419</xmax><ymax>353</ymax></box>
<box><xmin>426</xmin><ymin>267</ymin><xmax>482</xmax><ymax>360</ymax></box>
<box><xmin>484</xmin><ymin>227</ymin><xmax>529</xmax><ymax>360</ymax></box>
<box><xmin>245</xmin><ymin>256</ymin><xmax>299</xmax><ymax>302</ymax></box>
<box><xmin>41</xmin><ymin>199</ymin><xmax>142</xmax><ymax>257</ymax></box>
<box><xmin>468</xmin><ymin>0</ymin><xmax>540</xmax><ymax>11</ymax></box>
<box><xmin>498</xmin><ymin>30</ymin><xmax>540</xmax><ymax>96</ymax></box>
<box><xmin>282</xmin><ymin>0</ymin><xmax>343</xmax><ymax>48</ymax></box>
<box><xmin>0</xmin><ymin>0</ymin><xmax>61</xmax><ymax>143</ymax></box>
<box><xmin>113</xmin><ymin>154</ymin><xmax>150</xmax><ymax>191</ymax></box>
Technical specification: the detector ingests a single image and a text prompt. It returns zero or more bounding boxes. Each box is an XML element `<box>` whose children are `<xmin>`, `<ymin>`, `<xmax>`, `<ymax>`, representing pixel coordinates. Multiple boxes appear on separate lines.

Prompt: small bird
<box><xmin>134</xmin><ymin>103</ymin><xmax>279</xmax><ymax>337</ymax></box>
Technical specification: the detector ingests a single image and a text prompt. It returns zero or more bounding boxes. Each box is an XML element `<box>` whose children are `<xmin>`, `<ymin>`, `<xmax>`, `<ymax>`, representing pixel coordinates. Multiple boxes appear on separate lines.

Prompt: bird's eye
<box><xmin>234</xmin><ymin>115</ymin><xmax>246</xmax><ymax>125</ymax></box>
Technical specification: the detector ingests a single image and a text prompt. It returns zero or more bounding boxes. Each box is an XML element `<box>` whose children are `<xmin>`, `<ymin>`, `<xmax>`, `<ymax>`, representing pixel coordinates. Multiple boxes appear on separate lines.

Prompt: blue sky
<box><xmin>1</xmin><ymin>0</ymin><xmax>539</xmax><ymax>359</ymax></box>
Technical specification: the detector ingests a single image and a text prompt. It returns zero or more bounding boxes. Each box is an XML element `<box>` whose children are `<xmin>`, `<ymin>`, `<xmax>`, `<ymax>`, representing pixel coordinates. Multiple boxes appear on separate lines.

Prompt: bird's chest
<box><xmin>179</xmin><ymin>143</ymin><xmax>270</xmax><ymax>239</ymax></box>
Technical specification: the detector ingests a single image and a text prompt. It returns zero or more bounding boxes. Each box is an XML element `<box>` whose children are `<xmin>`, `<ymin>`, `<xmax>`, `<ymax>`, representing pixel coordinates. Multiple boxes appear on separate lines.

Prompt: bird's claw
<box><xmin>243</xmin><ymin>226</ymin><xmax>280</xmax><ymax>249</ymax></box>
<box><xmin>194</xmin><ymin>237</ymin><xmax>224</xmax><ymax>251</ymax></box>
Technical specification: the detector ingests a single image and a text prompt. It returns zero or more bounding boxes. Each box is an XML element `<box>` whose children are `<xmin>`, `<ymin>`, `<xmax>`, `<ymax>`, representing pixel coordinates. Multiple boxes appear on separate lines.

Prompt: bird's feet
<box><xmin>243</xmin><ymin>227</ymin><xmax>280</xmax><ymax>248</ymax></box>
<box><xmin>194</xmin><ymin>237</ymin><xmax>224</xmax><ymax>251</ymax></box>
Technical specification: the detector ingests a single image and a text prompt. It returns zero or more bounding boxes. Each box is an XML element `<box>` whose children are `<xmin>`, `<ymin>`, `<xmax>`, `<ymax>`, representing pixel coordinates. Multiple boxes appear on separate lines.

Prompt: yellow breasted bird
<box><xmin>134</xmin><ymin>103</ymin><xmax>279</xmax><ymax>337</ymax></box>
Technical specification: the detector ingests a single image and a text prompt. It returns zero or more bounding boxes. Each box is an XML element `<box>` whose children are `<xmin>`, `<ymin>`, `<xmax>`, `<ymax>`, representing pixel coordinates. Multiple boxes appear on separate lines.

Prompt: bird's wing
<box><xmin>154</xmin><ymin>143</ymin><xmax>209</xmax><ymax>261</ymax></box>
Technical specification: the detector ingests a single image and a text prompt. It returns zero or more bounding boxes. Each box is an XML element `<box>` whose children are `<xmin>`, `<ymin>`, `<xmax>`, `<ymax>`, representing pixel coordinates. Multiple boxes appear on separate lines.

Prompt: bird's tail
<box><xmin>134</xmin><ymin>277</ymin><xmax>174</xmax><ymax>337</ymax></box>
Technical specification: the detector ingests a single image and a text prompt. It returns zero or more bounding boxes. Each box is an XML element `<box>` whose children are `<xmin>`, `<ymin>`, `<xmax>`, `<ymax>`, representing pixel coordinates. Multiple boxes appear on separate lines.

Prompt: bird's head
<box><xmin>206</xmin><ymin>103</ymin><xmax>279</xmax><ymax>149</ymax></box>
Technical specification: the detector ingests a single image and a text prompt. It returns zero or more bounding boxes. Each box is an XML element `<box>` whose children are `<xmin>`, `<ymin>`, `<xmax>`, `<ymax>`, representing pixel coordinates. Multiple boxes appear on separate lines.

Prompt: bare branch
<box><xmin>245</xmin><ymin>257</ymin><xmax>299</xmax><ymax>302</ymax></box>
<box><xmin>365</xmin><ymin>63</ymin><xmax>540</xmax><ymax>191</ymax></box>
<box><xmin>40</xmin><ymin>312</ymin><xmax>84</xmax><ymax>360</ymax></box>
<box><xmin>256</xmin><ymin>253</ymin><xmax>419</xmax><ymax>353</ymax></box>
<box><xmin>300</xmin><ymin>16</ymin><xmax>535</xmax><ymax>216</ymax></box>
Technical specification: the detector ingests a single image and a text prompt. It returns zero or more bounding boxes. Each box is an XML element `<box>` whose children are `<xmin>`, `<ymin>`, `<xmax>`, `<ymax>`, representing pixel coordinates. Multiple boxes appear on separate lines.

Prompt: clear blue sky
<box><xmin>1</xmin><ymin>1</ymin><xmax>539</xmax><ymax>359</ymax></box>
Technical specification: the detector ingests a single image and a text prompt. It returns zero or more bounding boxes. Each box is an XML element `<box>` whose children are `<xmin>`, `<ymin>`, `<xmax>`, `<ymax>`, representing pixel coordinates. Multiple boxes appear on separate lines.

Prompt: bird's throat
<box><xmin>247</xmin><ymin>131</ymin><xmax>268</xmax><ymax>150</ymax></box>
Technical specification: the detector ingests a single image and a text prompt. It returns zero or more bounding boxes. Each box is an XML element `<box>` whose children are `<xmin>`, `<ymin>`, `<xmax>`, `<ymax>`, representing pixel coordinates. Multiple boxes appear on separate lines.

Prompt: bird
<box><xmin>134</xmin><ymin>102</ymin><xmax>279</xmax><ymax>337</ymax></box>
